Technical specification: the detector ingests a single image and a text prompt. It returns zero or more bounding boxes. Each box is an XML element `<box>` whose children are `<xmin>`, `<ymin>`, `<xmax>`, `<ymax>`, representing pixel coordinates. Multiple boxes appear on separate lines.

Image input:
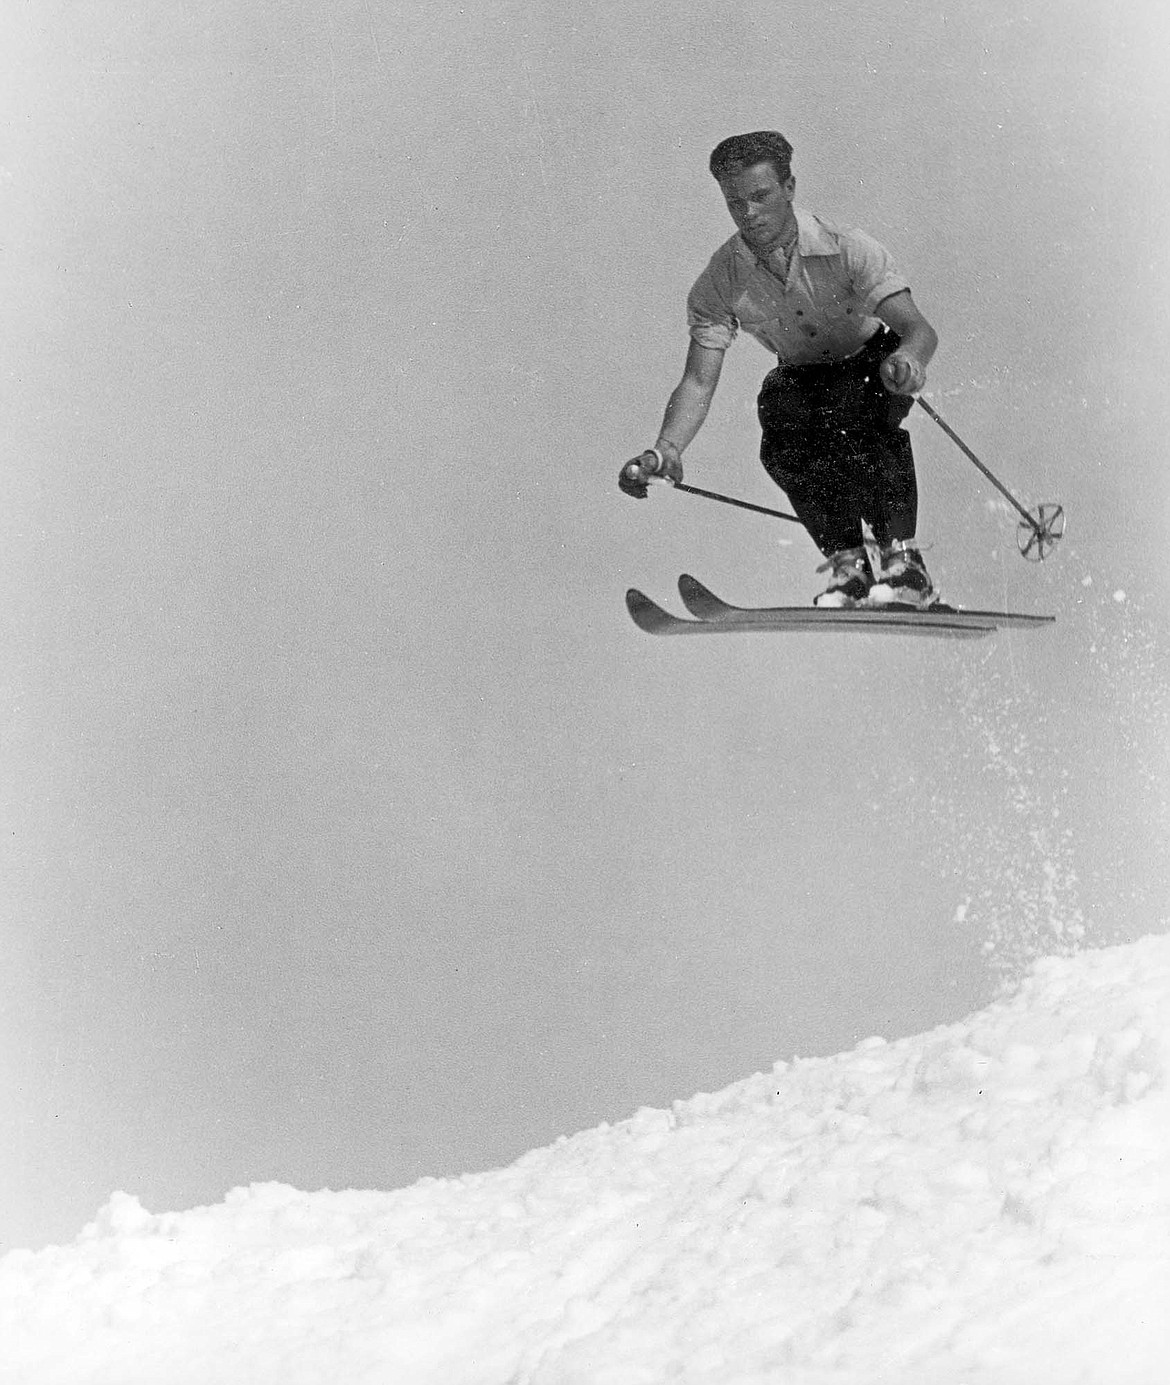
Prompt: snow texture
<box><xmin>2</xmin><ymin>935</ymin><xmax>1168</xmax><ymax>1385</ymax></box>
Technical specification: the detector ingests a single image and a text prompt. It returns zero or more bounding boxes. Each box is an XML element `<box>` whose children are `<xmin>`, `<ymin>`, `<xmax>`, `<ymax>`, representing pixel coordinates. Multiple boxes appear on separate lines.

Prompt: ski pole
<box><xmin>914</xmin><ymin>396</ymin><xmax>1064</xmax><ymax>561</ymax></box>
<box><xmin>668</xmin><ymin>479</ymin><xmax>801</xmax><ymax>525</ymax></box>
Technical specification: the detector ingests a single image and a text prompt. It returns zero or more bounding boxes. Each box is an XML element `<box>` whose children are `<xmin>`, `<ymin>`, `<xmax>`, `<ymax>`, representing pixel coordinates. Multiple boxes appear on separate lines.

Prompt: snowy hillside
<box><xmin>2</xmin><ymin>934</ymin><xmax>1168</xmax><ymax>1385</ymax></box>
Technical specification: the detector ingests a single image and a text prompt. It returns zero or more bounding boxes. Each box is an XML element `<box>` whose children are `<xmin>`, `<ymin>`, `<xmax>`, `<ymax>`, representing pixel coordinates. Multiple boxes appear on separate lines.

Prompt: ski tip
<box><xmin>678</xmin><ymin>573</ymin><xmax>715</xmax><ymax>596</ymax></box>
<box><xmin>677</xmin><ymin>573</ymin><xmax>736</xmax><ymax>620</ymax></box>
<box><xmin>625</xmin><ymin>587</ymin><xmax>676</xmax><ymax>634</ymax></box>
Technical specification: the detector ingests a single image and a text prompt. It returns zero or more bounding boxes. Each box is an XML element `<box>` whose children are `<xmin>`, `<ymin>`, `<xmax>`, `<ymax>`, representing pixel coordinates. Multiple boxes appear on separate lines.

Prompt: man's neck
<box><xmin>748</xmin><ymin>209</ymin><xmax>798</xmax><ymax>261</ymax></box>
<box><xmin>755</xmin><ymin>225</ymin><xmax>797</xmax><ymax>267</ymax></box>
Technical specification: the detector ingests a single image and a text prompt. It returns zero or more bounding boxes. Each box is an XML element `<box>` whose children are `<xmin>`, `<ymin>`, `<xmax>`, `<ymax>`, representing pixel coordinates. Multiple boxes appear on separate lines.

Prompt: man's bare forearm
<box><xmin>655</xmin><ymin>376</ymin><xmax>721</xmax><ymax>460</ymax></box>
<box><xmin>896</xmin><ymin>320</ymin><xmax>938</xmax><ymax>367</ymax></box>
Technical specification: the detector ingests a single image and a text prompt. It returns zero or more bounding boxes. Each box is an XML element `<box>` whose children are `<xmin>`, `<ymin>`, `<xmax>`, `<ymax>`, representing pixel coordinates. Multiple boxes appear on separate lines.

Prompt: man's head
<box><xmin>709</xmin><ymin>132</ymin><xmax>796</xmax><ymax>256</ymax></box>
<box><xmin>708</xmin><ymin>131</ymin><xmax>793</xmax><ymax>185</ymax></box>
<box><xmin>708</xmin><ymin>130</ymin><xmax>792</xmax><ymax>185</ymax></box>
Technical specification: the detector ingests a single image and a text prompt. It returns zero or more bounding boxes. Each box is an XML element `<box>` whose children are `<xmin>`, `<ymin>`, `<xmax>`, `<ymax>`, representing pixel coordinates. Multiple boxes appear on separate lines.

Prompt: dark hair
<box><xmin>709</xmin><ymin>131</ymin><xmax>793</xmax><ymax>183</ymax></box>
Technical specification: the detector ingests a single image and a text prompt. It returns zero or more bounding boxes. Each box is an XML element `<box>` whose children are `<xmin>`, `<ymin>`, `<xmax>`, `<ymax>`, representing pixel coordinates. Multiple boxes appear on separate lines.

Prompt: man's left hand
<box><xmin>880</xmin><ymin>351</ymin><xmax>927</xmax><ymax>395</ymax></box>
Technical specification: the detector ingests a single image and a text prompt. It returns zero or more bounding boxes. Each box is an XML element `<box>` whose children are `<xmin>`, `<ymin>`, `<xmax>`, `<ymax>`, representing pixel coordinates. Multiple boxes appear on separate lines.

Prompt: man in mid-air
<box><xmin>620</xmin><ymin>130</ymin><xmax>940</xmax><ymax>608</ymax></box>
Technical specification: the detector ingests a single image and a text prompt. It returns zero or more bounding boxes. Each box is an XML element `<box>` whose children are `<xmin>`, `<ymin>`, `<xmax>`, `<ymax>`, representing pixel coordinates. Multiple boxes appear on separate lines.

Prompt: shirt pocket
<box><xmin>732</xmin><ymin>291</ymin><xmax>789</xmax><ymax>348</ymax></box>
<box><xmin>816</xmin><ymin>287</ymin><xmax>860</xmax><ymax>327</ymax></box>
<box><xmin>805</xmin><ymin>263</ymin><xmax>864</xmax><ymax>324</ymax></box>
<box><xmin>733</xmin><ymin>283</ymin><xmax>784</xmax><ymax>325</ymax></box>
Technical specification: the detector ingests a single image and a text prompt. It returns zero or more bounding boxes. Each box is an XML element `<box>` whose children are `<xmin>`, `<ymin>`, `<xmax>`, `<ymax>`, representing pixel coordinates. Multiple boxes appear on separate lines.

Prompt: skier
<box><xmin>619</xmin><ymin>131</ymin><xmax>941</xmax><ymax>609</ymax></box>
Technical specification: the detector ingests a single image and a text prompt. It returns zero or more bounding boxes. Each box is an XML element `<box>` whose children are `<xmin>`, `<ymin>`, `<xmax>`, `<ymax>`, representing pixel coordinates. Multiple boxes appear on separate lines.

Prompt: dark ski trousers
<box><xmin>757</xmin><ymin>327</ymin><xmax>918</xmax><ymax>558</ymax></box>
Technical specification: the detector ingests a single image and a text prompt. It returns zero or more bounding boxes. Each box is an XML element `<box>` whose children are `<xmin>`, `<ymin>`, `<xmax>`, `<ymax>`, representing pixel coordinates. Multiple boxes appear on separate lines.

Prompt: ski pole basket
<box><xmin>1017</xmin><ymin>503</ymin><xmax>1065</xmax><ymax>561</ymax></box>
<box><xmin>915</xmin><ymin>397</ymin><xmax>1065</xmax><ymax>563</ymax></box>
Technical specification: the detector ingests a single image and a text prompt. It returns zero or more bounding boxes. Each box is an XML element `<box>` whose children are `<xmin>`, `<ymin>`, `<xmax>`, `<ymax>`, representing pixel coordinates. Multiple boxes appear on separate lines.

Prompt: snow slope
<box><xmin>2</xmin><ymin>935</ymin><xmax>1168</xmax><ymax>1385</ymax></box>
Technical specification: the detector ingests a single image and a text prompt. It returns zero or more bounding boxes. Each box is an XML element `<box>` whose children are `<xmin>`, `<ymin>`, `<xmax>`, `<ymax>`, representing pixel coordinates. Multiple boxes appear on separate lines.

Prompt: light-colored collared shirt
<box><xmin>686</xmin><ymin>206</ymin><xmax>911</xmax><ymax>365</ymax></box>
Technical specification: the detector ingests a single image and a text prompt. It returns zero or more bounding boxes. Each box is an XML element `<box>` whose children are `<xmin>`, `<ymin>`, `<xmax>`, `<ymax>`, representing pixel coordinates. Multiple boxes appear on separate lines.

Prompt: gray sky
<box><xmin>3</xmin><ymin>0</ymin><xmax>1168</xmax><ymax>1250</ymax></box>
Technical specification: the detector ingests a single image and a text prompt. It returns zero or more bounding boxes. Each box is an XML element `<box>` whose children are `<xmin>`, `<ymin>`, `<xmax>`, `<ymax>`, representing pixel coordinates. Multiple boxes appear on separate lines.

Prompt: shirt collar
<box><xmin>793</xmin><ymin>207</ymin><xmax>837</xmax><ymax>258</ymax></box>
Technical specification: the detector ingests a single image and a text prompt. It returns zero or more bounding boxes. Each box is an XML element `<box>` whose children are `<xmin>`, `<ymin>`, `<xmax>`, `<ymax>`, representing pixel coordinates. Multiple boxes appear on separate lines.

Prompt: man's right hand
<box><xmin>618</xmin><ymin>447</ymin><xmax>682</xmax><ymax>499</ymax></box>
<box><xmin>880</xmin><ymin>350</ymin><xmax>927</xmax><ymax>396</ymax></box>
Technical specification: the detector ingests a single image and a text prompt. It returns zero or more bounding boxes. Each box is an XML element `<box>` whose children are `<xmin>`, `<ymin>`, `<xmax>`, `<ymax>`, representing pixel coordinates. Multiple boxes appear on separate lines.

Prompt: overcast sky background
<box><xmin>2</xmin><ymin>0</ymin><xmax>1168</xmax><ymax>1251</ymax></box>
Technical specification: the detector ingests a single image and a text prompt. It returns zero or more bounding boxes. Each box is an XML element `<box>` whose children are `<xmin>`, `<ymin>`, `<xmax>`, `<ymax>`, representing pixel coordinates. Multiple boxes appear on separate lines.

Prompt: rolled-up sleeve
<box><xmin>686</xmin><ymin>268</ymin><xmax>738</xmax><ymax>350</ymax></box>
<box><xmin>841</xmin><ymin>228</ymin><xmax>911</xmax><ymax>314</ymax></box>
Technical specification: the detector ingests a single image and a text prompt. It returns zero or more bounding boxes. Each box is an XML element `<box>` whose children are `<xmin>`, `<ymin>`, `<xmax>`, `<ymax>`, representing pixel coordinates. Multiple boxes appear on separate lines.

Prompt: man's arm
<box><xmin>875</xmin><ymin>290</ymin><xmax>938</xmax><ymax>394</ymax></box>
<box><xmin>654</xmin><ymin>341</ymin><xmax>726</xmax><ymax>465</ymax></box>
<box><xmin>618</xmin><ymin>341</ymin><xmax>725</xmax><ymax>498</ymax></box>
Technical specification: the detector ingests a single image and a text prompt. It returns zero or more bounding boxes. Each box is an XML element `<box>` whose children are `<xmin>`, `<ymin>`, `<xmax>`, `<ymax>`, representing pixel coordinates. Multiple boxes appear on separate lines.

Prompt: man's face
<box><xmin>718</xmin><ymin>161</ymin><xmax>796</xmax><ymax>254</ymax></box>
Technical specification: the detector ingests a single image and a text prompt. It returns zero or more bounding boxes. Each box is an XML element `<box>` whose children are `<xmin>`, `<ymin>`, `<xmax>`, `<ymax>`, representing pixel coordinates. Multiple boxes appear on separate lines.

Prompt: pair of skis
<box><xmin>627</xmin><ymin>575</ymin><xmax>1056</xmax><ymax>640</ymax></box>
